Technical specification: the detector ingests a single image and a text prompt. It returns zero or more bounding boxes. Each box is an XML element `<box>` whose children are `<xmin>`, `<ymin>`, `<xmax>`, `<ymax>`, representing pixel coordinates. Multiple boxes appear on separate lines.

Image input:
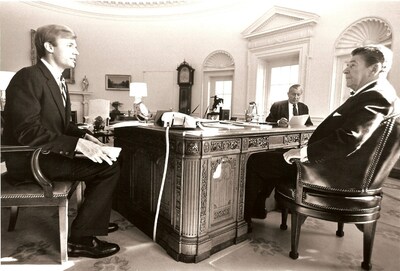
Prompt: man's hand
<box><xmin>277</xmin><ymin>117</ymin><xmax>289</xmax><ymax>127</ymax></box>
<box><xmin>76</xmin><ymin>138</ymin><xmax>113</xmax><ymax>165</ymax></box>
<box><xmin>84</xmin><ymin>133</ymin><xmax>104</xmax><ymax>146</ymax></box>
<box><xmin>283</xmin><ymin>148</ymin><xmax>301</xmax><ymax>164</ymax></box>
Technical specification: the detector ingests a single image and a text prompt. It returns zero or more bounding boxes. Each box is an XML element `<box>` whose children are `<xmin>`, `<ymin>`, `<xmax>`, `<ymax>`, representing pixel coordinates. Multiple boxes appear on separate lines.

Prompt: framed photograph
<box><xmin>62</xmin><ymin>68</ymin><xmax>75</xmax><ymax>84</ymax></box>
<box><xmin>105</xmin><ymin>74</ymin><xmax>131</xmax><ymax>91</ymax></box>
<box><xmin>30</xmin><ymin>29</ymin><xmax>75</xmax><ymax>84</ymax></box>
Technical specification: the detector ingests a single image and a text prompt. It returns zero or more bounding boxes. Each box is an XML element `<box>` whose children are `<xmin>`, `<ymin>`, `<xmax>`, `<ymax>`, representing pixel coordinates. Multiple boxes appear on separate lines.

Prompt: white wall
<box><xmin>1</xmin><ymin>0</ymin><xmax>399</xmax><ymax>119</ymax></box>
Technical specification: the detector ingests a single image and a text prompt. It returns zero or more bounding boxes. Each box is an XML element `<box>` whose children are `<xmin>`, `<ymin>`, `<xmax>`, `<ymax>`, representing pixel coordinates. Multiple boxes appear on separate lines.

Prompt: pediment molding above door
<box><xmin>242</xmin><ymin>6</ymin><xmax>319</xmax><ymax>42</ymax></box>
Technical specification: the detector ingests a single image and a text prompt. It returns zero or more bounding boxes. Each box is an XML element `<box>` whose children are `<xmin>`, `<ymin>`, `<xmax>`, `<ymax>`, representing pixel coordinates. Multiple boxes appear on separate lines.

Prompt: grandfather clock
<box><xmin>177</xmin><ymin>61</ymin><xmax>195</xmax><ymax>115</ymax></box>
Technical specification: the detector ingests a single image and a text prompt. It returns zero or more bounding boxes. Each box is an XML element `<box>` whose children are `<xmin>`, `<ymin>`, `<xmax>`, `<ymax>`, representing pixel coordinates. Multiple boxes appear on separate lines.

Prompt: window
<box><xmin>255</xmin><ymin>55</ymin><xmax>300</xmax><ymax>117</ymax></box>
<box><xmin>213</xmin><ymin>78</ymin><xmax>232</xmax><ymax>110</ymax></box>
<box><xmin>242</xmin><ymin>6</ymin><xmax>318</xmax><ymax>120</ymax></box>
<box><xmin>202</xmin><ymin>50</ymin><xmax>235</xmax><ymax>118</ymax></box>
<box><xmin>269</xmin><ymin>65</ymin><xmax>299</xmax><ymax>104</ymax></box>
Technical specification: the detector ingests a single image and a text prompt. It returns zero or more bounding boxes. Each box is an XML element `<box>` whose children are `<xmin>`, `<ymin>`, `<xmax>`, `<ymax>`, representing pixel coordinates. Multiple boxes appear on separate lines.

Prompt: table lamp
<box><xmin>0</xmin><ymin>71</ymin><xmax>16</xmax><ymax>111</ymax></box>
<box><xmin>129</xmin><ymin>82</ymin><xmax>150</xmax><ymax>121</ymax></box>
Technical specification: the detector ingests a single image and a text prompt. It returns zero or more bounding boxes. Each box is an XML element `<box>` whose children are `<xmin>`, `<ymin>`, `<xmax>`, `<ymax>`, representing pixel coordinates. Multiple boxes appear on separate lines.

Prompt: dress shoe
<box><xmin>108</xmin><ymin>222</ymin><xmax>119</xmax><ymax>233</ymax></box>
<box><xmin>68</xmin><ymin>237</ymin><xmax>120</xmax><ymax>258</ymax></box>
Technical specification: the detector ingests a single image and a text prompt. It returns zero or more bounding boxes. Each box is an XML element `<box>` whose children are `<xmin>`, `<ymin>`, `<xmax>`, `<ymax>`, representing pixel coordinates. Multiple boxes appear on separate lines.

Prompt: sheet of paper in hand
<box><xmin>289</xmin><ymin>114</ymin><xmax>309</xmax><ymax>126</ymax></box>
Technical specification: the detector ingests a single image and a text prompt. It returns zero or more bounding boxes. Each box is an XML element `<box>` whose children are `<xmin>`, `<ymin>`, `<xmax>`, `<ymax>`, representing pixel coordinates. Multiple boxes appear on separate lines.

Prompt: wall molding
<box><xmin>242</xmin><ymin>6</ymin><xmax>319</xmax><ymax>116</ymax></box>
<box><xmin>203</xmin><ymin>50</ymin><xmax>235</xmax><ymax>71</ymax></box>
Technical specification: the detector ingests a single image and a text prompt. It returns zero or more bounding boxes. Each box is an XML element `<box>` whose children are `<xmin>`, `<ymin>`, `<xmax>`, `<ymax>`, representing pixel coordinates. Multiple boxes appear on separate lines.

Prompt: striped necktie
<box><xmin>293</xmin><ymin>103</ymin><xmax>298</xmax><ymax>116</ymax></box>
<box><xmin>60</xmin><ymin>75</ymin><xmax>67</xmax><ymax>107</ymax></box>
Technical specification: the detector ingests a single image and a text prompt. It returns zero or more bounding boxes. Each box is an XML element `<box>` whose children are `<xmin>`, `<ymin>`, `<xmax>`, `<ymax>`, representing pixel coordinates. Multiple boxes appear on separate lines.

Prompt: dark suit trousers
<box><xmin>244</xmin><ymin>150</ymin><xmax>297</xmax><ymax>221</ymax></box>
<box><xmin>37</xmin><ymin>153</ymin><xmax>120</xmax><ymax>238</ymax></box>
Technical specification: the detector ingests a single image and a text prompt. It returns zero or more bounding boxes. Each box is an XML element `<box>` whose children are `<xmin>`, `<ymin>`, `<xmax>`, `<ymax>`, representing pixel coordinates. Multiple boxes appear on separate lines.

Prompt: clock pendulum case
<box><xmin>176</xmin><ymin>61</ymin><xmax>195</xmax><ymax>115</ymax></box>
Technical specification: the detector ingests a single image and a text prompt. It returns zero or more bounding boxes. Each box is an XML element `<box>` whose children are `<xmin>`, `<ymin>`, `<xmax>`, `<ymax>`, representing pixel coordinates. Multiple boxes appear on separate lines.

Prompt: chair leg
<box><xmin>289</xmin><ymin>211</ymin><xmax>306</xmax><ymax>260</ymax></box>
<box><xmin>280</xmin><ymin>208</ymin><xmax>288</xmax><ymax>230</ymax></box>
<box><xmin>59</xmin><ymin>201</ymin><xmax>69</xmax><ymax>263</ymax></box>
<box><xmin>336</xmin><ymin>222</ymin><xmax>344</xmax><ymax>237</ymax></box>
<box><xmin>357</xmin><ymin>221</ymin><xmax>377</xmax><ymax>270</ymax></box>
<box><xmin>8</xmin><ymin>206</ymin><xmax>19</xmax><ymax>231</ymax></box>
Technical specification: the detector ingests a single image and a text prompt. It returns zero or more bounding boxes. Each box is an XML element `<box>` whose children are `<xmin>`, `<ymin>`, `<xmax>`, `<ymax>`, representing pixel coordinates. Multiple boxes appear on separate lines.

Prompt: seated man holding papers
<box><xmin>265</xmin><ymin>84</ymin><xmax>313</xmax><ymax>127</ymax></box>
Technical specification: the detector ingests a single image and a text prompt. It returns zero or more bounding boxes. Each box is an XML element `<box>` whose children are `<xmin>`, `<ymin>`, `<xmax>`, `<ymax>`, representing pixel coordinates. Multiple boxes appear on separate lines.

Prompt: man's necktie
<box><xmin>293</xmin><ymin>103</ymin><xmax>298</xmax><ymax>116</ymax></box>
<box><xmin>60</xmin><ymin>76</ymin><xmax>67</xmax><ymax>107</ymax></box>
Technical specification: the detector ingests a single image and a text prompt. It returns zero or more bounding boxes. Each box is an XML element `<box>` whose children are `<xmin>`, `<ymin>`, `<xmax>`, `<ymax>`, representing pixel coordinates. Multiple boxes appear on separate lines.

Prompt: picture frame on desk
<box><xmin>105</xmin><ymin>74</ymin><xmax>131</xmax><ymax>91</ymax></box>
<box><xmin>30</xmin><ymin>29</ymin><xmax>75</xmax><ymax>84</ymax></box>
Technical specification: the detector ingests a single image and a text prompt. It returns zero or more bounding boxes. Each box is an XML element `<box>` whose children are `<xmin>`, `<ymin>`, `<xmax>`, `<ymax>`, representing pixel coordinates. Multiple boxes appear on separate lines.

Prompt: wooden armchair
<box><xmin>1</xmin><ymin>145</ymin><xmax>82</xmax><ymax>263</ymax></box>
<box><xmin>275</xmin><ymin>115</ymin><xmax>400</xmax><ymax>270</ymax></box>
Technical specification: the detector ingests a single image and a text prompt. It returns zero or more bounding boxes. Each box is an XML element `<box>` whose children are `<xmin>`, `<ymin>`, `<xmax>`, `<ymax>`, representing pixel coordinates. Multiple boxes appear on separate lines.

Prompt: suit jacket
<box><xmin>265</xmin><ymin>100</ymin><xmax>313</xmax><ymax>125</ymax></box>
<box><xmin>3</xmin><ymin>61</ymin><xmax>88</xmax><ymax>168</ymax></box>
<box><xmin>302</xmin><ymin>79</ymin><xmax>400</xmax><ymax>190</ymax></box>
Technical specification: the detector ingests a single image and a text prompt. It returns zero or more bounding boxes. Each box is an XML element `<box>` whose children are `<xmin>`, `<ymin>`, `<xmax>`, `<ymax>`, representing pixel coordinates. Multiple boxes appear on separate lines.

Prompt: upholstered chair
<box><xmin>1</xmin><ymin>145</ymin><xmax>82</xmax><ymax>263</ymax></box>
<box><xmin>275</xmin><ymin>115</ymin><xmax>400</xmax><ymax>270</ymax></box>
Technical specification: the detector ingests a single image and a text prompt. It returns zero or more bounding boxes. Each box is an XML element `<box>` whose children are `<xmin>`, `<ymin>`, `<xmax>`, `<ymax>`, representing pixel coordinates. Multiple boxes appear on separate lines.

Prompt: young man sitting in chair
<box><xmin>3</xmin><ymin>24</ymin><xmax>121</xmax><ymax>259</ymax></box>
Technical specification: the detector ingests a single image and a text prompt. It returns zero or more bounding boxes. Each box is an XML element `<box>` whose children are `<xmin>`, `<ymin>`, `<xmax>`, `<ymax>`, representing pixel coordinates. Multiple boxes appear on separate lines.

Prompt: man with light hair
<box><xmin>4</xmin><ymin>24</ymin><xmax>121</xmax><ymax>258</ymax></box>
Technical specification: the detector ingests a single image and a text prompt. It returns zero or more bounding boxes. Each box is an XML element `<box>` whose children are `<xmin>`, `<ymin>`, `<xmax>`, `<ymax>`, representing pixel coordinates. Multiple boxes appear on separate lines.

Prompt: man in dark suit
<box><xmin>3</xmin><ymin>25</ymin><xmax>120</xmax><ymax>258</ymax></box>
<box><xmin>266</xmin><ymin>84</ymin><xmax>313</xmax><ymax>127</ymax></box>
<box><xmin>245</xmin><ymin>45</ymin><xmax>400</xmax><ymax>231</ymax></box>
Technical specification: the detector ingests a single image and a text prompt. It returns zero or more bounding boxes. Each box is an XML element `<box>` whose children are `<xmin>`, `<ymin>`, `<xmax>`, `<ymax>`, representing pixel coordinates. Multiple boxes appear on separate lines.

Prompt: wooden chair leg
<box><xmin>336</xmin><ymin>222</ymin><xmax>344</xmax><ymax>237</ymax></box>
<box><xmin>359</xmin><ymin>221</ymin><xmax>377</xmax><ymax>270</ymax></box>
<box><xmin>289</xmin><ymin>211</ymin><xmax>306</xmax><ymax>259</ymax></box>
<box><xmin>59</xmin><ymin>201</ymin><xmax>68</xmax><ymax>263</ymax></box>
<box><xmin>280</xmin><ymin>208</ymin><xmax>288</xmax><ymax>230</ymax></box>
<box><xmin>8</xmin><ymin>206</ymin><xmax>19</xmax><ymax>231</ymax></box>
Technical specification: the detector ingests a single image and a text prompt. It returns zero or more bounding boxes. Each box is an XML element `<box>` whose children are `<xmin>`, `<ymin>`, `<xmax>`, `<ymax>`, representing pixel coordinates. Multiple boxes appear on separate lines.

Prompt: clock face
<box><xmin>179</xmin><ymin>67</ymin><xmax>190</xmax><ymax>83</ymax></box>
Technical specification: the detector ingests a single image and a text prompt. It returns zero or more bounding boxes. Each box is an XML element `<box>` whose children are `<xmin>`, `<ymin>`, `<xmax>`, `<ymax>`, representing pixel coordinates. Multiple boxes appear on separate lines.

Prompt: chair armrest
<box><xmin>30</xmin><ymin>148</ymin><xmax>54</xmax><ymax>197</ymax></box>
<box><xmin>1</xmin><ymin>145</ymin><xmax>54</xmax><ymax>198</ymax></box>
<box><xmin>1</xmin><ymin>145</ymin><xmax>36</xmax><ymax>153</ymax></box>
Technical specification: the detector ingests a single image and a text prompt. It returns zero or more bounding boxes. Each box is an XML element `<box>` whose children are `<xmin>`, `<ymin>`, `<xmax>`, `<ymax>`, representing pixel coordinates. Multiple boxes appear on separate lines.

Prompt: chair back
<box><xmin>299</xmin><ymin>115</ymin><xmax>400</xmax><ymax>195</ymax></box>
<box><xmin>364</xmin><ymin>115</ymin><xmax>400</xmax><ymax>190</ymax></box>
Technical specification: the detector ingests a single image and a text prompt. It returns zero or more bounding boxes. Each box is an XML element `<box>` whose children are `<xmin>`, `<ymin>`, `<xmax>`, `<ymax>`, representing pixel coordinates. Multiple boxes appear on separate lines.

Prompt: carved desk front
<box><xmin>113</xmin><ymin>124</ymin><xmax>315</xmax><ymax>263</ymax></box>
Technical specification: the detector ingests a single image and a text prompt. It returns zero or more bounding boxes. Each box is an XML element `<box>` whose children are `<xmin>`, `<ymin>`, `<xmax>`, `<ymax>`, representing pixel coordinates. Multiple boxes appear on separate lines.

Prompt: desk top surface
<box><xmin>114</xmin><ymin>121</ymin><xmax>315</xmax><ymax>139</ymax></box>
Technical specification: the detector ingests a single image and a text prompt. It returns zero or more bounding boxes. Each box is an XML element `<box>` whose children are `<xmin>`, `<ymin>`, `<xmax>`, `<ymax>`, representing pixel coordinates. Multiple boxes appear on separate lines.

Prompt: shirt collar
<box><xmin>40</xmin><ymin>58</ymin><xmax>63</xmax><ymax>82</ymax></box>
<box><xmin>350</xmin><ymin>79</ymin><xmax>378</xmax><ymax>96</ymax></box>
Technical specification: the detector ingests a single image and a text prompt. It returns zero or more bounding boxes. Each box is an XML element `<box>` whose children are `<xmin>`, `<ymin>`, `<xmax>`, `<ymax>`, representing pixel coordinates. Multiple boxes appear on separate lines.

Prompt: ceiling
<box><xmin>25</xmin><ymin>0</ymin><xmax>244</xmax><ymax>19</ymax></box>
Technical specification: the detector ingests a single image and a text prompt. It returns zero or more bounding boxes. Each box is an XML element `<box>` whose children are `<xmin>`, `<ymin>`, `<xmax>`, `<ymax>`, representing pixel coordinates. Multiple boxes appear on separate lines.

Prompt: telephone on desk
<box><xmin>156</xmin><ymin>111</ymin><xmax>197</xmax><ymax>129</ymax></box>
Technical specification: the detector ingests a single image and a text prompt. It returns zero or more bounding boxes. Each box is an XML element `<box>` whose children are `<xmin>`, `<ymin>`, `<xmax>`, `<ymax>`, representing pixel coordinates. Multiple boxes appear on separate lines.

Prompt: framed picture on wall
<box><xmin>105</xmin><ymin>74</ymin><xmax>131</xmax><ymax>91</ymax></box>
<box><xmin>30</xmin><ymin>29</ymin><xmax>75</xmax><ymax>84</ymax></box>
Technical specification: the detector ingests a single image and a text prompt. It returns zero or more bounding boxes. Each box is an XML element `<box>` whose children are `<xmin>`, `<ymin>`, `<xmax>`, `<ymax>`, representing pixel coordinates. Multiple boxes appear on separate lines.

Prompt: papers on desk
<box><xmin>229</xmin><ymin>121</ymin><xmax>273</xmax><ymax>129</ymax></box>
<box><xmin>108</xmin><ymin>121</ymin><xmax>142</xmax><ymax>129</ymax></box>
<box><xmin>198</xmin><ymin>121</ymin><xmax>273</xmax><ymax>130</ymax></box>
<box><xmin>289</xmin><ymin>114</ymin><xmax>309</xmax><ymax>126</ymax></box>
<box><xmin>198</xmin><ymin>121</ymin><xmax>244</xmax><ymax>130</ymax></box>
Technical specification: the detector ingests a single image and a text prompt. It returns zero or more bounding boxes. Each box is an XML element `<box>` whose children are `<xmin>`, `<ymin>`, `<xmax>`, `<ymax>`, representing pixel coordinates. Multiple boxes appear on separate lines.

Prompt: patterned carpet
<box><xmin>1</xmin><ymin>177</ymin><xmax>399</xmax><ymax>271</ymax></box>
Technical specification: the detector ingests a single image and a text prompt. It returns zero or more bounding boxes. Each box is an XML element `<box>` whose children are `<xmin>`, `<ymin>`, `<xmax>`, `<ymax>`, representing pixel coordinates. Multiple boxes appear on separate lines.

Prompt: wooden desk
<box><xmin>113</xmin><ymin>124</ymin><xmax>315</xmax><ymax>263</ymax></box>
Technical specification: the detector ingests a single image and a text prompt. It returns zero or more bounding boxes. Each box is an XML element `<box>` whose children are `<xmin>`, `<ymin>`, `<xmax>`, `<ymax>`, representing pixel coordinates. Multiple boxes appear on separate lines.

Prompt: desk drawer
<box><xmin>269</xmin><ymin>133</ymin><xmax>301</xmax><ymax>149</ymax></box>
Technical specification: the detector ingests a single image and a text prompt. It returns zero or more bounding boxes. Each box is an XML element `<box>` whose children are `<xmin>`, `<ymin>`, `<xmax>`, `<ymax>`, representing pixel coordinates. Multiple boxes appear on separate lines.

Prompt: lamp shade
<box><xmin>0</xmin><ymin>71</ymin><xmax>16</xmax><ymax>91</ymax></box>
<box><xmin>129</xmin><ymin>82</ymin><xmax>148</xmax><ymax>98</ymax></box>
